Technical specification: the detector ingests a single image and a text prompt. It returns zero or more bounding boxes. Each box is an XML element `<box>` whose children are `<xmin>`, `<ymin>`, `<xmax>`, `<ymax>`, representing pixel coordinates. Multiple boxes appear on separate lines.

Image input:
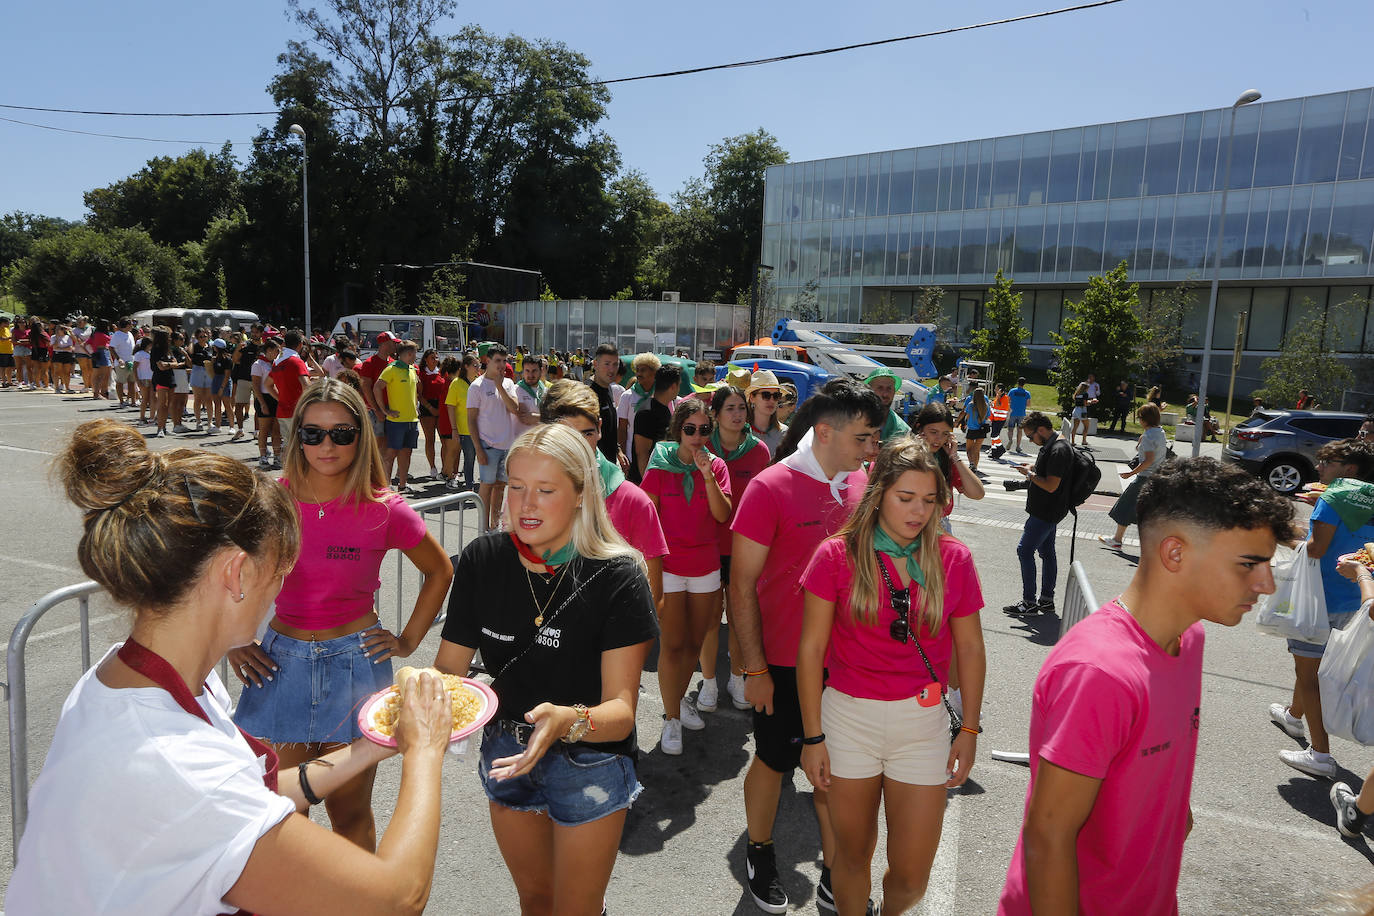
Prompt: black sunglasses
<box><xmin>889</xmin><ymin>589</ymin><xmax>912</xmax><ymax>644</ymax></box>
<box><xmin>300</xmin><ymin>425</ymin><xmax>360</xmax><ymax>446</ymax></box>
<box><xmin>681</xmin><ymin>423</ymin><xmax>713</xmax><ymax>437</ymax></box>
<box><xmin>754</xmin><ymin>390</ymin><xmax>780</xmax><ymax>401</ymax></box>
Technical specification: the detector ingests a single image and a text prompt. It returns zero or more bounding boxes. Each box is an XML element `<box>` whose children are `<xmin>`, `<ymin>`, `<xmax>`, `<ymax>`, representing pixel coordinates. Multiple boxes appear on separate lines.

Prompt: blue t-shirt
<box><xmin>1308</xmin><ymin>497</ymin><xmax>1374</xmax><ymax>617</ymax></box>
<box><xmin>1008</xmin><ymin>386</ymin><xmax>1031</xmax><ymax>416</ymax></box>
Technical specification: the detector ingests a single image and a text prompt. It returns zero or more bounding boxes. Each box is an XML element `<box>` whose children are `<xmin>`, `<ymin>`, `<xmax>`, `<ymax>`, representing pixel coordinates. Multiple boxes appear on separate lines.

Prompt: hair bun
<box><xmin>58</xmin><ymin>419</ymin><xmax>162</xmax><ymax>513</ymax></box>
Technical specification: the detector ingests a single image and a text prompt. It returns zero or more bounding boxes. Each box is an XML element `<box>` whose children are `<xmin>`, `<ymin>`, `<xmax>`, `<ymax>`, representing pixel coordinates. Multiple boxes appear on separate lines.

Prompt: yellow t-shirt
<box><xmin>445</xmin><ymin>376</ymin><xmax>471</xmax><ymax>435</ymax></box>
<box><xmin>0</xmin><ymin>325</ymin><xmax>11</xmax><ymax>355</ymax></box>
<box><xmin>378</xmin><ymin>363</ymin><xmax>420</xmax><ymax>423</ymax></box>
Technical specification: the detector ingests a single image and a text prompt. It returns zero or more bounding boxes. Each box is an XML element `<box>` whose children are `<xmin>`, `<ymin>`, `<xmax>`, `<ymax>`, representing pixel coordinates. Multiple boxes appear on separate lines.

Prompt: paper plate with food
<box><xmin>358</xmin><ymin>666</ymin><xmax>498</xmax><ymax>748</ymax></box>
<box><xmin>1339</xmin><ymin>547</ymin><xmax>1374</xmax><ymax>570</ymax></box>
<box><xmin>1303</xmin><ymin>481</ymin><xmax>1329</xmax><ymax>493</ymax></box>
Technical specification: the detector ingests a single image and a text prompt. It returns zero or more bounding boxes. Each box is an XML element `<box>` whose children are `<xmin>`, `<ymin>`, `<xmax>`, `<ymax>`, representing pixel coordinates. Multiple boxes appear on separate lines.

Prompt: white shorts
<box><xmin>173</xmin><ymin>369</ymin><xmax>191</xmax><ymax>395</ymax></box>
<box><xmin>662</xmin><ymin>568</ymin><xmax>721</xmax><ymax>594</ymax></box>
<box><xmin>821</xmin><ymin>686</ymin><xmax>951</xmax><ymax>785</ymax></box>
<box><xmin>1071</xmin><ymin>406</ymin><xmax>1086</xmax><ymax>419</ymax></box>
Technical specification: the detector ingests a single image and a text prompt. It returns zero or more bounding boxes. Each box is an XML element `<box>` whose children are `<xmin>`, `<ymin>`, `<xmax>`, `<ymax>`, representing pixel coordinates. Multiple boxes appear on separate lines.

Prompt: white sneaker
<box><xmin>727</xmin><ymin>673</ymin><xmax>751</xmax><ymax>710</ymax></box>
<box><xmin>696</xmin><ymin>678</ymin><xmax>719</xmax><ymax>713</ymax></box>
<box><xmin>430</xmin><ymin>465</ymin><xmax>441</xmax><ymax>479</ymax></box>
<box><xmin>172</xmin><ymin>424</ymin><xmax>190</xmax><ymax>434</ymax></box>
<box><xmin>1279</xmin><ymin>747</ymin><xmax>1337</xmax><ymax>779</ymax></box>
<box><xmin>258</xmin><ymin>456</ymin><xmax>271</xmax><ymax>470</ymax></box>
<box><xmin>660</xmin><ymin>717</ymin><xmax>683</xmax><ymax>755</ymax></box>
<box><xmin>1268</xmin><ymin>703</ymin><xmax>1305</xmax><ymax>740</ymax></box>
<box><xmin>679</xmin><ymin>698</ymin><xmax>705</xmax><ymax>731</ymax></box>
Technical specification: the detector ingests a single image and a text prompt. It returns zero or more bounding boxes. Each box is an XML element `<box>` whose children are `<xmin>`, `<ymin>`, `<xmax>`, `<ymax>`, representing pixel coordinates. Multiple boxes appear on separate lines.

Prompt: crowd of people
<box><xmin>6</xmin><ymin>323</ymin><xmax>1374</xmax><ymax>916</ymax></box>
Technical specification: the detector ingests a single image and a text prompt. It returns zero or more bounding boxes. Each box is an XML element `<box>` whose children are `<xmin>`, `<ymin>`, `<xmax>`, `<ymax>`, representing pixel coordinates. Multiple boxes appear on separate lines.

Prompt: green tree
<box><xmin>416</xmin><ymin>262</ymin><xmax>470</xmax><ymax>327</ymax></box>
<box><xmin>7</xmin><ymin>227</ymin><xmax>192</xmax><ymax>317</ymax></box>
<box><xmin>965</xmin><ymin>270</ymin><xmax>1030</xmax><ymax>384</ymax></box>
<box><xmin>1050</xmin><ymin>262</ymin><xmax>1142</xmax><ymax>411</ymax></box>
<box><xmin>0</xmin><ymin>212</ymin><xmax>78</xmax><ymax>274</ymax></box>
<box><xmin>1134</xmin><ymin>276</ymin><xmax>1196</xmax><ymax>387</ymax></box>
<box><xmin>84</xmin><ymin>145</ymin><xmax>242</xmax><ymax>249</ymax></box>
<box><xmin>1253</xmin><ymin>294</ymin><xmax>1361</xmax><ymax>408</ymax></box>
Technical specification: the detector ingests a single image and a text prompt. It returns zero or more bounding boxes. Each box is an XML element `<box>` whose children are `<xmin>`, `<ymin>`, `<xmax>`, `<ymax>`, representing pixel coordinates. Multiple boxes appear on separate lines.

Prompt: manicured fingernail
<box><xmin>265</xmin><ymin>675</ymin><xmax>273</xmax><ymax>682</ymax></box>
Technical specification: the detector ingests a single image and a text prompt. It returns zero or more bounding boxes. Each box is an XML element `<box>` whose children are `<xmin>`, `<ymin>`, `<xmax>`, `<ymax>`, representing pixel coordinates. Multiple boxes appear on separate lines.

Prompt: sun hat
<box><xmin>724</xmin><ymin>365</ymin><xmax>752</xmax><ymax>390</ymax></box>
<box><xmin>747</xmin><ymin>369</ymin><xmax>782</xmax><ymax>393</ymax></box>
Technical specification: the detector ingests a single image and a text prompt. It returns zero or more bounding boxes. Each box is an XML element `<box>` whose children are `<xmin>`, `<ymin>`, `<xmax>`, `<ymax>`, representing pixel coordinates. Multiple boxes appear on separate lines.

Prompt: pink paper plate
<box><xmin>357</xmin><ymin>676</ymin><xmax>498</xmax><ymax>748</ymax></box>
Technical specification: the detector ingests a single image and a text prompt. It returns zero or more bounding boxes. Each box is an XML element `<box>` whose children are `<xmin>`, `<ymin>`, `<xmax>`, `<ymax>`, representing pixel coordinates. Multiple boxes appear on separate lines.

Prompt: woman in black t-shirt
<box><xmin>435</xmin><ymin>423</ymin><xmax>658</xmax><ymax>914</ymax></box>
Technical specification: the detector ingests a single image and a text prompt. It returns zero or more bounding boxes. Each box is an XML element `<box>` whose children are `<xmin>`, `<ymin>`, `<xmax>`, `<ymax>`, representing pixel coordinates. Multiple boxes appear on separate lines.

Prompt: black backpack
<box><xmin>1063</xmin><ymin>443</ymin><xmax>1101</xmax><ymax>514</ymax></box>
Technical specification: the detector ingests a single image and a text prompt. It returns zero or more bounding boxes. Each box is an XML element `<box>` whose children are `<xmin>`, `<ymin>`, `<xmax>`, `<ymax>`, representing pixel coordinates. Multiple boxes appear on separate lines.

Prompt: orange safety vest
<box><xmin>991</xmin><ymin>394</ymin><xmax>1009</xmax><ymax>421</ymax></box>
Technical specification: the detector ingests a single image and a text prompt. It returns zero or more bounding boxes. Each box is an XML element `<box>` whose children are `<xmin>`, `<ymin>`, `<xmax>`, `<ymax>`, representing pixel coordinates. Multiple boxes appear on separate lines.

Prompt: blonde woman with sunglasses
<box><xmin>231</xmin><ymin>379</ymin><xmax>453</xmax><ymax>850</ymax></box>
<box><xmin>798</xmin><ymin>439</ymin><xmax>985</xmax><ymax>915</ymax></box>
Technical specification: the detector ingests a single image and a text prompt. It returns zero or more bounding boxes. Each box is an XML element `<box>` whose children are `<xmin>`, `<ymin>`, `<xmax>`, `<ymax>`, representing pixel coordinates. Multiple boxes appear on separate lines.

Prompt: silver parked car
<box><xmin>1222</xmin><ymin>409</ymin><xmax>1366</xmax><ymax>495</ymax></box>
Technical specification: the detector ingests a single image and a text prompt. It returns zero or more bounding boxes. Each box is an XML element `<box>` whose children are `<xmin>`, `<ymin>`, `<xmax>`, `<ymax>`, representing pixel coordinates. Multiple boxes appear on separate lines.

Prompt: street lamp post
<box><xmin>1193</xmin><ymin>89</ymin><xmax>1261</xmax><ymax>457</ymax></box>
<box><xmin>288</xmin><ymin>124</ymin><xmax>312</xmax><ymax>339</ymax></box>
<box><xmin>748</xmin><ymin>263</ymin><xmax>775</xmax><ymax>346</ymax></box>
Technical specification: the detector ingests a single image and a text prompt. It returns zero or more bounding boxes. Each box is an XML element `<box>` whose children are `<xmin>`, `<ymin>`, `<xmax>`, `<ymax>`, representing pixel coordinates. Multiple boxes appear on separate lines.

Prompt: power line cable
<box><xmin>0</xmin><ymin>1</ymin><xmax>1125</xmax><ymax>120</ymax></box>
<box><xmin>0</xmin><ymin>114</ymin><xmax>250</xmax><ymax>145</ymax></box>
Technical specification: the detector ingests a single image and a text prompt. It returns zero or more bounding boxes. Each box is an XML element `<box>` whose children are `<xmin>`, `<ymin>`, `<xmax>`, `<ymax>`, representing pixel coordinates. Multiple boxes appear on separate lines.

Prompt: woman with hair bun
<box><xmin>435</xmin><ymin>422</ymin><xmax>659</xmax><ymax>916</ymax></box>
<box><xmin>6</xmin><ymin>419</ymin><xmax>456</xmax><ymax>916</ymax></box>
<box><xmin>230</xmin><ymin>378</ymin><xmax>454</xmax><ymax>851</ymax></box>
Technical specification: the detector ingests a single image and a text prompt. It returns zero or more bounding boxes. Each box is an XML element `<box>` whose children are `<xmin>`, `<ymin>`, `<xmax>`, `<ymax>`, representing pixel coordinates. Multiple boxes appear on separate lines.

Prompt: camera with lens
<box><xmin>1003</xmin><ymin>478</ymin><xmax>1030</xmax><ymax>491</ymax></box>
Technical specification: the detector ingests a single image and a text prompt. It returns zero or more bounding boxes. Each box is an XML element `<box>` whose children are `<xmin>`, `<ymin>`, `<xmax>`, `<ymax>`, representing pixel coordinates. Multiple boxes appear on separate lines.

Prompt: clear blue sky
<box><xmin>3</xmin><ymin>0</ymin><xmax>1371</xmax><ymax>222</ymax></box>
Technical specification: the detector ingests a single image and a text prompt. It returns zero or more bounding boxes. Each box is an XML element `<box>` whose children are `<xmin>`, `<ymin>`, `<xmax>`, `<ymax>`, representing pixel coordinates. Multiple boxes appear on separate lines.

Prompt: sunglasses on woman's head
<box><xmin>889</xmin><ymin>590</ymin><xmax>912</xmax><ymax>644</ymax></box>
<box><xmin>681</xmin><ymin>422</ymin><xmax>712</xmax><ymax>437</ymax></box>
<box><xmin>754</xmin><ymin>390</ymin><xmax>780</xmax><ymax>401</ymax></box>
<box><xmin>300</xmin><ymin>425</ymin><xmax>360</xmax><ymax>446</ymax></box>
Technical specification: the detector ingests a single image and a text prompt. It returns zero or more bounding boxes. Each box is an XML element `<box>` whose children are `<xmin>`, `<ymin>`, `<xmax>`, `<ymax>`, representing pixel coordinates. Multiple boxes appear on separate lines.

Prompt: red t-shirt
<box><xmin>731</xmin><ymin>463</ymin><xmax>868</xmax><ymax>667</ymax></box>
<box><xmin>437</xmin><ymin>377</ymin><xmax>455</xmax><ymax>437</ymax></box>
<box><xmin>707</xmin><ymin>441</ymin><xmax>772</xmax><ymax>555</ymax></box>
<box><xmin>998</xmin><ymin>602</ymin><xmax>1204</xmax><ymax>916</ymax></box>
<box><xmin>605</xmin><ymin>481</ymin><xmax>670</xmax><ymax>560</ymax></box>
<box><xmin>420</xmin><ymin>367</ymin><xmax>446</xmax><ymax>402</ymax></box>
<box><xmin>802</xmin><ymin>536</ymin><xmax>982</xmax><ymax>699</ymax></box>
<box><xmin>269</xmin><ymin>355</ymin><xmax>310</xmax><ymax>419</ymax></box>
<box><xmin>86</xmin><ymin>331</ymin><xmax>111</xmax><ymax>351</ymax></box>
<box><xmin>358</xmin><ymin>354</ymin><xmax>387</xmax><ymax>384</ymax></box>
<box><xmin>640</xmin><ymin>456</ymin><xmax>732</xmax><ymax>577</ymax></box>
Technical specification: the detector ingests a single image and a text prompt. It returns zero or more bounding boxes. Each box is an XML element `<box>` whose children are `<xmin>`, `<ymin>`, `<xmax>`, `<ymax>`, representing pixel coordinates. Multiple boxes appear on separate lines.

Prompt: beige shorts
<box><xmin>234</xmin><ymin>381</ymin><xmax>253</xmax><ymax>405</ymax></box>
<box><xmin>821</xmin><ymin>686</ymin><xmax>951</xmax><ymax>785</ymax></box>
<box><xmin>113</xmin><ymin>365</ymin><xmax>134</xmax><ymax>384</ymax></box>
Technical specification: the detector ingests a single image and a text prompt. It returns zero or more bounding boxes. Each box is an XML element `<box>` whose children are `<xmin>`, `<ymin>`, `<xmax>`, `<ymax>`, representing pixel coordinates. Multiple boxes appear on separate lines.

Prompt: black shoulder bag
<box><xmin>874</xmin><ymin>552</ymin><xmax>963</xmax><ymax>743</ymax></box>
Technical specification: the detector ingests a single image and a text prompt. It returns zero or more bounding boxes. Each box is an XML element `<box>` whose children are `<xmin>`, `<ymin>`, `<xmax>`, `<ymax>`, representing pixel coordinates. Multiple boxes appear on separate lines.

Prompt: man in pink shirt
<box><xmin>998</xmin><ymin>458</ymin><xmax>1295</xmax><ymax>916</ymax></box>
<box><xmin>728</xmin><ymin>379</ymin><xmax>884</xmax><ymax>914</ymax></box>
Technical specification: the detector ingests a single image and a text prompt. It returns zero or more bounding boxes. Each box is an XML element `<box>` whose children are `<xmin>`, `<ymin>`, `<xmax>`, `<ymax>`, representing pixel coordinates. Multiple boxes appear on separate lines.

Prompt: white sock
<box><xmin>1311</xmin><ymin>751</ymin><xmax>1333</xmax><ymax>761</ymax></box>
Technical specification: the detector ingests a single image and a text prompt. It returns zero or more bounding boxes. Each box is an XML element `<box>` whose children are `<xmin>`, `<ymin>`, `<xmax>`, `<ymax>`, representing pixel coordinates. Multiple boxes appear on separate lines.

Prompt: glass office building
<box><xmin>761</xmin><ymin>87</ymin><xmax>1374</xmax><ymax>390</ymax></box>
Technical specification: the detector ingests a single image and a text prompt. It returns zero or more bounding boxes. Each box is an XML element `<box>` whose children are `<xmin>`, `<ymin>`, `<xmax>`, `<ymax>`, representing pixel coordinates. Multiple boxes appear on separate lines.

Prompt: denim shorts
<box><xmin>190</xmin><ymin>365</ymin><xmax>210</xmax><ymax>389</ymax></box>
<box><xmin>210</xmin><ymin>374</ymin><xmax>232</xmax><ymax>397</ymax></box>
<box><xmin>233</xmin><ymin>628</ymin><xmax>393</xmax><ymax>744</ymax></box>
<box><xmin>1287</xmin><ymin>612</ymin><xmax>1355</xmax><ymax>659</ymax></box>
<box><xmin>478</xmin><ymin>445</ymin><xmax>509</xmax><ymax>484</ymax></box>
<box><xmin>478</xmin><ymin>724</ymin><xmax>642</xmax><ymax>827</ymax></box>
<box><xmin>91</xmin><ymin>349</ymin><xmax>110</xmax><ymax>369</ymax></box>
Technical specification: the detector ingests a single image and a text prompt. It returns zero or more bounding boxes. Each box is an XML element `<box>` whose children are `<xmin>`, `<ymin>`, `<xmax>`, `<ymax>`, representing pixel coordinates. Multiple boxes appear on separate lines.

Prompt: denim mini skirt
<box><xmin>233</xmin><ymin>628</ymin><xmax>393</xmax><ymax>744</ymax></box>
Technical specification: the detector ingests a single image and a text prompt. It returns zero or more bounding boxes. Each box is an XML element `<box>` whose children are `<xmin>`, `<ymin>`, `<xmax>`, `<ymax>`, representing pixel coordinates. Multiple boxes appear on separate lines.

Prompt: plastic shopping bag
<box><xmin>1254</xmin><ymin>546</ymin><xmax>1330</xmax><ymax>643</ymax></box>
<box><xmin>1318</xmin><ymin>601</ymin><xmax>1374</xmax><ymax>746</ymax></box>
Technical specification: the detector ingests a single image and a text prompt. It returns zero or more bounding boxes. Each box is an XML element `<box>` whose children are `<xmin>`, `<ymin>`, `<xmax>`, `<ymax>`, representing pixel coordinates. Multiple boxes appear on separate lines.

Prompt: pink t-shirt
<box><xmin>731</xmin><ymin>463</ymin><xmax>868</xmax><ymax>667</ymax></box>
<box><xmin>640</xmin><ymin>456</ymin><xmax>731</xmax><ymax>577</ymax></box>
<box><xmin>605</xmin><ymin>480</ymin><xmax>669</xmax><ymax>561</ymax></box>
<box><xmin>273</xmin><ymin>486</ymin><xmax>428</xmax><ymax>630</ymax></box>
<box><xmin>708</xmin><ymin>440</ymin><xmax>772</xmax><ymax>556</ymax></box>
<box><xmin>802</xmin><ymin>535</ymin><xmax>982</xmax><ymax>700</ymax></box>
<box><xmin>998</xmin><ymin>602</ymin><xmax>1204</xmax><ymax>916</ymax></box>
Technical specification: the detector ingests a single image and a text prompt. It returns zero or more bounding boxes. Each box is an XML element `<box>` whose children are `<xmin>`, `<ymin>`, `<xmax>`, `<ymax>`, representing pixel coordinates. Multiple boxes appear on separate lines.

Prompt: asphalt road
<box><xmin>1</xmin><ymin>389</ymin><xmax>1370</xmax><ymax>914</ymax></box>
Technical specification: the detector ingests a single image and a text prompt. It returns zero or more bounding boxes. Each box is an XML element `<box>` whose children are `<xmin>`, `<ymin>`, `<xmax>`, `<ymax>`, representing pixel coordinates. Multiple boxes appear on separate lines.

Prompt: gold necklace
<box><xmin>525</xmin><ymin>561</ymin><xmax>571</xmax><ymax>627</ymax></box>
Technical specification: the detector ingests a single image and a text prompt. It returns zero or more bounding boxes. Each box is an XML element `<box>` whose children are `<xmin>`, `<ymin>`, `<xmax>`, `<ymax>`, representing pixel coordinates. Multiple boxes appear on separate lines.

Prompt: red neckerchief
<box><xmin>510</xmin><ymin>531</ymin><xmax>559</xmax><ymax>575</ymax></box>
<box><xmin>116</xmin><ymin>639</ymin><xmax>279</xmax><ymax>793</ymax></box>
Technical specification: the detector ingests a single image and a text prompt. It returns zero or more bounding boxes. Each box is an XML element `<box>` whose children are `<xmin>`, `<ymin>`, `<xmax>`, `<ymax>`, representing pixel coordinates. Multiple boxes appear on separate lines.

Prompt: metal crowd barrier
<box><xmin>990</xmin><ymin>560</ymin><xmax>1099</xmax><ymax>767</ymax></box>
<box><xmin>5</xmin><ymin>489</ymin><xmax>487</xmax><ymax>863</ymax></box>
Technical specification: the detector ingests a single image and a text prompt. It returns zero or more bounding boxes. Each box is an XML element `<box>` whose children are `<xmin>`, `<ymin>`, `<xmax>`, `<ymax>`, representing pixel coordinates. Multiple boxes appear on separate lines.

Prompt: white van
<box><xmin>330</xmin><ymin>314</ymin><xmax>470</xmax><ymax>358</ymax></box>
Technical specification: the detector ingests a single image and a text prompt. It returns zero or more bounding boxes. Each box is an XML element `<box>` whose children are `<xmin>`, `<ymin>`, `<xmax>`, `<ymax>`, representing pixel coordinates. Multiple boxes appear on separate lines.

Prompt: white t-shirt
<box><xmin>466</xmin><ymin>374</ymin><xmax>520</xmax><ymax>449</ymax></box>
<box><xmin>133</xmin><ymin>350</ymin><xmax>153</xmax><ymax>381</ymax></box>
<box><xmin>1086</xmin><ymin>381</ymin><xmax>1101</xmax><ymax>400</ymax></box>
<box><xmin>110</xmin><ymin>330</ymin><xmax>136</xmax><ymax>362</ymax></box>
<box><xmin>321</xmin><ymin>353</ymin><xmax>344</xmax><ymax>378</ymax></box>
<box><xmin>72</xmin><ymin>326</ymin><xmax>92</xmax><ymax>354</ymax></box>
<box><xmin>616</xmin><ymin>387</ymin><xmax>647</xmax><ymax>425</ymax></box>
<box><xmin>5</xmin><ymin>646</ymin><xmax>295</xmax><ymax>916</ymax></box>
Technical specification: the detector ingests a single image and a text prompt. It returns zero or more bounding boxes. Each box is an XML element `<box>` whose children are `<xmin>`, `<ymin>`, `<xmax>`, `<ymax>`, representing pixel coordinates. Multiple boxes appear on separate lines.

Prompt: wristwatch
<box><xmin>562</xmin><ymin>704</ymin><xmax>591</xmax><ymax>744</ymax></box>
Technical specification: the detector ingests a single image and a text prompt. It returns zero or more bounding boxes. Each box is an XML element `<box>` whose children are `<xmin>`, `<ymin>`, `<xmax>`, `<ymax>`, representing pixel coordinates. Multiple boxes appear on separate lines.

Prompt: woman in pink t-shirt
<box><xmin>640</xmin><ymin>399</ymin><xmax>732</xmax><ymax>755</ymax></box>
<box><xmin>230</xmin><ymin>378</ymin><xmax>454</xmax><ymax>850</ymax></box>
<box><xmin>798</xmin><ymin>439</ymin><xmax>986</xmax><ymax>916</ymax></box>
<box><xmin>699</xmin><ymin>384</ymin><xmax>771</xmax><ymax>714</ymax></box>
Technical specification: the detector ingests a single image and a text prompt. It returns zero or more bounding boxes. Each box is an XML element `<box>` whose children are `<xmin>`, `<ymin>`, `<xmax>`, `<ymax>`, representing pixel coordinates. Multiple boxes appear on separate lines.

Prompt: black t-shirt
<box><xmin>589</xmin><ymin>381</ymin><xmax>619</xmax><ymax>462</ymax></box>
<box><xmin>233</xmin><ymin>341</ymin><xmax>259</xmax><ymax>381</ymax></box>
<box><xmin>151</xmin><ymin>346</ymin><xmax>185</xmax><ymax>388</ymax></box>
<box><xmin>629</xmin><ymin>399</ymin><xmax>672</xmax><ymax>484</ymax></box>
<box><xmin>1027</xmin><ymin>435</ymin><xmax>1074</xmax><ymax>523</ymax></box>
<box><xmin>191</xmin><ymin>343</ymin><xmax>214</xmax><ymax>373</ymax></box>
<box><xmin>212</xmin><ymin>351</ymin><xmax>234</xmax><ymax>376</ymax></box>
<box><xmin>441</xmin><ymin>533</ymin><xmax>659</xmax><ymax>756</ymax></box>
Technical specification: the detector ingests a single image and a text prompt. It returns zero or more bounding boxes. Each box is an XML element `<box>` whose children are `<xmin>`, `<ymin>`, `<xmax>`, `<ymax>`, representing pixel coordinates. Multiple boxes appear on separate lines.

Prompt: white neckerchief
<box><xmin>781</xmin><ymin>428</ymin><xmax>850</xmax><ymax>505</ymax></box>
<box><xmin>274</xmin><ymin>346</ymin><xmax>299</xmax><ymax>365</ymax></box>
